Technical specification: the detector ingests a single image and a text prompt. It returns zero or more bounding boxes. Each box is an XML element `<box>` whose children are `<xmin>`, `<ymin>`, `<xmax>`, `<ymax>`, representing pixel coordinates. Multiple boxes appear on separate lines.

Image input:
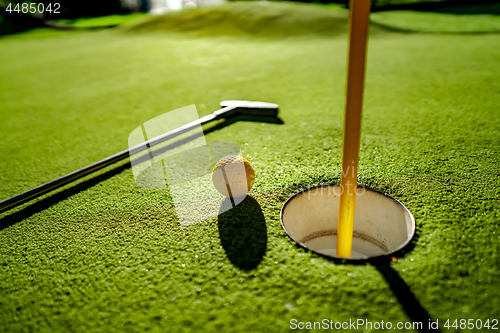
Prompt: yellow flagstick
<box><xmin>337</xmin><ymin>0</ymin><xmax>372</xmax><ymax>258</ymax></box>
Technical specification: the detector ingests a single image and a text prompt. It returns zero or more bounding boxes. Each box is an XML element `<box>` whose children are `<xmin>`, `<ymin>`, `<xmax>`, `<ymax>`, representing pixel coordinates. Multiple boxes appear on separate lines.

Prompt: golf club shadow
<box><xmin>0</xmin><ymin>161</ymin><xmax>130</xmax><ymax>232</ymax></box>
<box><xmin>132</xmin><ymin>114</ymin><xmax>284</xmax><ymax>166</ymax></box>
<box><xmin>219</xmin><ymin>114</ymin><xmax>285</xmax><ymax>126</ymax></box>
<box><xmin>218</xmin><ymin>195</ymin><xmax>267</xmax><ymax>271</ymax></box>
<box><xmin>0</xmin><ymin>114</ymin><xmax>283</xmax><ymax>230</ymax></box>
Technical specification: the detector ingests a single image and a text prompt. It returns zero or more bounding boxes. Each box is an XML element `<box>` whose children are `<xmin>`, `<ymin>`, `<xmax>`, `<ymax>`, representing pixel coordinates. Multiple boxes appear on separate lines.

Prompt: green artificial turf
<box><xmin>126</xmin><ymin>2</ymin><xmax>500</xmax><ymax>35</ymax></box>
<box><xmin>124</xmin><ymin>2</ymin><xmax>354</xmax><ymax>37</ymax></box>
<box><xmin>55</xmin><ymin>13</ymin><xmax>148</xmax><ymax>28</ymax></box>
<box><xmin>1</xmin><ymin>2</ymin><xmax>500</xmax><ymax>332</ymax></box>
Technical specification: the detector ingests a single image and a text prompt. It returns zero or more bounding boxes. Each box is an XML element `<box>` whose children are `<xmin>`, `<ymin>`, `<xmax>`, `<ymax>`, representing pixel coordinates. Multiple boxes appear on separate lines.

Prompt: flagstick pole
<box><xmin>337</xmin><ymin>0</ymin><xmax>372</xmax><ymax>258</ymax></box>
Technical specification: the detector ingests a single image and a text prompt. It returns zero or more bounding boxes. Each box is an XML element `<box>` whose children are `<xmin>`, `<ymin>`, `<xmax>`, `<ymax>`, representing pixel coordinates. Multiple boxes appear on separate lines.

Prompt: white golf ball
<box><xmin>212</xmin><ymin>155</ymin><xmax>255</xmax><ymax>198</ymax></box>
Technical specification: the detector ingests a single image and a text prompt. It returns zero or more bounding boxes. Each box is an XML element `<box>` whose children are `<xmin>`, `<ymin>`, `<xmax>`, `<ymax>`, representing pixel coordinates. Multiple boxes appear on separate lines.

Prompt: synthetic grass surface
<box><xmin>125</xmin><ymin>2</ymin><xmax>500</xmax><ymax>35</ymax></box>
<box><xmin>124</xmin><ymin>2</ymin><xmax>354</xmax><ymax>37</ymax></box>
<box><xmin>1</xmin><ymin>2</ymin><xmax>500</xmax><ymax>332</ymax></box>
<box><xmin>55</xmin><ymin>14</ymin><xmax>148</xmax><ymax>28</ymax></box>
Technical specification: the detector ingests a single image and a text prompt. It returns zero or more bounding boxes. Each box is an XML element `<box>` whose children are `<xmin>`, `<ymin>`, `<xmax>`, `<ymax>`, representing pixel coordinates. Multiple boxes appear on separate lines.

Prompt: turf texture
<box><xmin>55</xmin><ymin>14</ymin><xmax>148</xmax><ymax>28</ymax></box>
<box><xmin>1</xmin><ymin>2</ymin><xmax>499</xmax><ymax>332</ymax></box>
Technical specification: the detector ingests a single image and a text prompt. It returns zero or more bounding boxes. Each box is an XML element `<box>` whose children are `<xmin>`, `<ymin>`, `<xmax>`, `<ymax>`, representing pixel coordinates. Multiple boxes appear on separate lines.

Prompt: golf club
<box><xmin>0</xmin><ymin>100</ymin><xmax>279</xmax><ymax>213</ymax></box>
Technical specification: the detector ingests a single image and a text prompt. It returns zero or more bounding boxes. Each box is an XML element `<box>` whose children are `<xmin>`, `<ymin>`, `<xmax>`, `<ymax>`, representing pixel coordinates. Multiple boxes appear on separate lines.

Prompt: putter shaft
<box><xmin>0</xmin><ymin>105</ymin><xmax>239</xmax><ymax>213</ymax></box>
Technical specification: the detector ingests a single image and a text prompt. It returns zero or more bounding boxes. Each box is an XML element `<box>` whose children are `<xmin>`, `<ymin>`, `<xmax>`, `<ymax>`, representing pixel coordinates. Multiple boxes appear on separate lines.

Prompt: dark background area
<box><xmin>1</xmin><ymin>0</ymin><xmax>500</xmax><ymax>36</ymax></box>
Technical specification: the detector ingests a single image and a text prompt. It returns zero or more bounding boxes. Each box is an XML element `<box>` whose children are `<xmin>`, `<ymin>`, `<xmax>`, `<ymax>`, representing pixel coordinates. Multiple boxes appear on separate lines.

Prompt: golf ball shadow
<box><xmin>218</xmin><ymin>196</ymin><xmax>267</xmax><ymax>270</ymax></box>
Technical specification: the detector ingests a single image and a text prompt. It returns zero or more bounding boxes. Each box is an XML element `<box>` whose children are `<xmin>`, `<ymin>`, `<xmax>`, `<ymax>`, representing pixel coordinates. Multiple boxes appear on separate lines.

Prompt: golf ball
<box><xmin>212</xmin><ymin>155</ymin><xmax>255</xmax><ymax>198</ymax></box>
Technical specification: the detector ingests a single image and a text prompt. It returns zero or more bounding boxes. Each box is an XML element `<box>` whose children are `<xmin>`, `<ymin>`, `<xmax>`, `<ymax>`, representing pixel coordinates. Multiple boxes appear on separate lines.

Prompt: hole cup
<box><xmin>280</xmin><ymin>184</ymin><xmax>415</xmax><ymax>260</ymax></box>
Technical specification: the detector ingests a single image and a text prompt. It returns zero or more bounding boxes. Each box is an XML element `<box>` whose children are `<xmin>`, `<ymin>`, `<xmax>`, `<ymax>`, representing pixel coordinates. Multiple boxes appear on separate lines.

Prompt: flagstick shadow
<box><xmin>301</xmin><ymin>236</ymin><xmax>439</xmax><ymax>333</ymax></box>
<box><xmin>374</xmin><ymin>261</ymin><xmax>441</xmax><ymax>333</ymax></box>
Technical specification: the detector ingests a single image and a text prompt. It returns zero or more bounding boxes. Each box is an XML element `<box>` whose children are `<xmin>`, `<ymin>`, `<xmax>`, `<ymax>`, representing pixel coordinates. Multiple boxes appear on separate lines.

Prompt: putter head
<box><xmin>220</xmin><ymin>100</ymin><xmax>279</xmax><ymax>117</ymax></box>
